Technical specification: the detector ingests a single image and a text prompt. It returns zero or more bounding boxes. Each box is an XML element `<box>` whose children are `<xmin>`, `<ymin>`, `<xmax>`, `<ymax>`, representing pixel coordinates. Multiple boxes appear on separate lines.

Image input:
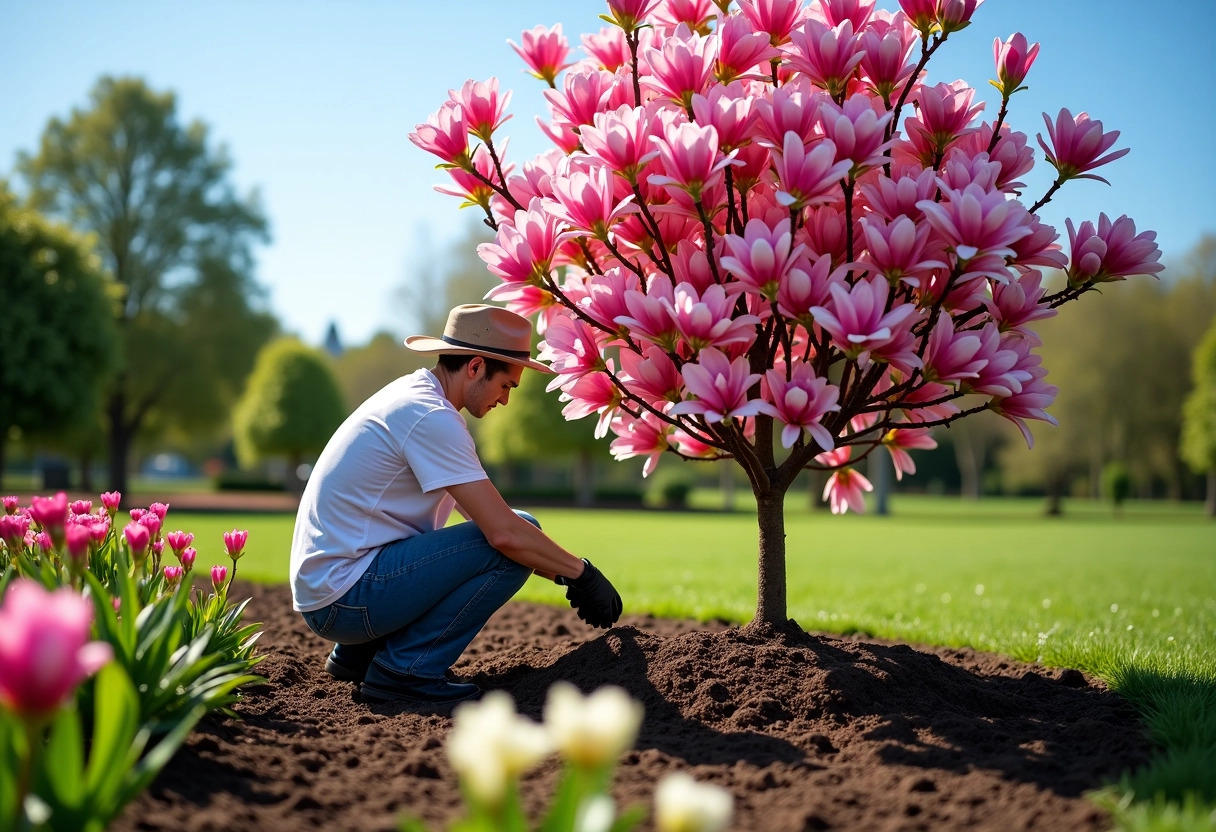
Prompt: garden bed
<box><xmin>115</xmin><ymin>581</ymin><xmax>1150</xmax><ymax>831</ymax></box>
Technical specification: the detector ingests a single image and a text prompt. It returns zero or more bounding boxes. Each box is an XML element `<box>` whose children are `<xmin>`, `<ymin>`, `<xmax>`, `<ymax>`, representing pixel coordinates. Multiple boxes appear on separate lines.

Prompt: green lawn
<box><xmin>166</xmin><ymin>496</ymin><xmax>1216</xmax><ymax>831</ymax></box>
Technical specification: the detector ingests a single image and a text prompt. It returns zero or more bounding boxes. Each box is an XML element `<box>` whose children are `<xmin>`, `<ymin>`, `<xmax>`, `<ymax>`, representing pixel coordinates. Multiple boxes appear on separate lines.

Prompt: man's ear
<box><xmin>467</xmin><ymin>356</ymin><xmax>486</xmax><ymax>378</ymax></box>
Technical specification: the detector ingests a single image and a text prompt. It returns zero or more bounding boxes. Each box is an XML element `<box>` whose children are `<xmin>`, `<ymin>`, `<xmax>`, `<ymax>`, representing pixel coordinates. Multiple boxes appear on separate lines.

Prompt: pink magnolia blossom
<box><xmin>539</xmin><ymin>314</ymin><xmax>609</xmax><ymax>389</ymax></box>
<box><xmin>916</xmin><ymin>183</ymin><xmax>1033</xmax><ymax>278</ymax></box>
<box><xmin>163</xmin><ymin>565</ymin><xmax>184</xmax><ymax>587</ymax></box>
<box><xmin>619</xmin><ymin>345</ymin><xmax>685</xmax><ymax>406</ymax></box>
<box><xmin>992</xmin><ymin>32</ymin><xmax>1039</xmax><ymax>97</ymax></box>
<box><xmin>990</xmin><ymin>371</ymin><xmax>1057</xmax><ymax>448</ymax></box>
<box><xmin>857</xmin><ymin>214</ymin><xmax>947</xmax><ymax>285</ymax></box>
<box><xmin>670</xmin><ymin>348</ymin><xmax>767</xmax><ymax>423</ymax></box>
<box><xmin>737</xmin><ymin>0</ymin><xmax>805</xmax><ymax>46</ymax></box>
<box><xmin>1038</xmin><ymin>109</ymin><xmax>1129</xmax><ymax>185</ymax></box>
<box><xmin>752</xmin><ymin>79</ymin><xmax>823</xmax><ymax>148</ymax></box>
<box><xmin>670</xmin><ymin>427</ymin><xmax>722</xmax><ymax>459</ymax></box>
<box><xmin>582</xmin><ymin>26</ymin><xmax>633</xmax><ymax>72</ymax></box>
<box><xmin>690</xmin><ymin>83</ymin><xmax>757</xmax><ymax>152</ymax></box>
<box><xmin>938</xmin><ymin>149</ymin><xmax>1002</xmax><ymax>192</ymax></box>
<box><xmin>1065</xmin><ymin>213</ymin><xmax>1164</xmax><ymax>286</ymax></box>
<box><xmin>616</xmin><ymin>276</ymin><xmax>682</xmax><ymax>351</ymax></box>
<box><xmin>956</xmin><ymin>123</ymin><xmax>1035</xmax><ymax>192</ymax></box>
<box><xmin>822</xmin><ymin>464</ymin><xmax>873</xmax><ymax>514</ymax></box>
<box><xmin>211</xmin><ymin>564</ymin><xmax>229</xmax><ymax>592</ymax></box>
<box><xmin>898</xmin><ymin>0</ymin><xmax>937</xmax><ymax>35</ymax></box>
<box><xmin>537</xmin><ymin>115</ymin><xmax>583</xmax><ymax>155</ymax></box>
<box><xmin>100</xmin><ymin>491</ymin><xmax>122</xmax><ymax>515</ymax></box>
<box><xmin>715</xmin><ymin>14</ymin><xmax>781</xmax><ymax>83</ymax></box>
<box><xmin>777</xmin><ymin>253</ymin><xmax>841</xmax><ymax>323</ymax></box>
<box><xmin>720</xmin><ymin>216</ymin><xmax>807</xmax><ymax>300</ymax></box>
<box><xmin>897</xmin><ymin>379</ymin><xmax>962</xmax><ymax>424</ymax></box>
<box><xmin>479</xmin><ymin>204</ymin><xmax>567</xmax><ymax>286</ymax></box>
<box><xmin>559</xmin><ymin>369</ymin><xmax>623</xmax><ymax>439</ymax></box>
<box><xmin>545</xmin><ymin>162</ymin><xmax>637</xmax><ymax>238</ymax></box>
<box><xmin>770</xmin><ymin>134</ymin><xmax>851</xmax><ymax>211</ymax></box>
<box><xmin>809</xmin><ymin>276</ymin><xmax>919</xmax><ymax>360</ymax></box>
<box><xmin>783</xmin><ymin>19</ymin><xmax>865</xmax><ymax>99</ymax></box>
<box><xmin>648</xmin><ymin>120</ymin><xmax>737</xmax><ymax>202</ymax></box>
<box><xmin>653</xmin><ymin>0</ymin><xmax>716</xmax><ymax>33</ymax></box>
<box><xmin>799</xmin><ymin>204</ymin><xmax>855</xmax><ymax>267</ymax></box>
<box><xmin>0</xmin><ymin>580</ymin><xmax>112</xmax><ymax>717</ymax></box>
<box><xmin>858</xmin><ymin>12</ymin><xmax>917</xmax><ymax>99</ymax></box>
<box><xmin>436</xmin><ymin>145</ymin><xmax>507</xmax><ymax>212</ymax></box>
<box><xmin>882</xmin><ymin>428</ymin><xmax>937</xmax><ymax>479</ymax></box>
<box><xmin>860</xmin><ymin>166</ymin><xmax>939</xmax><ymax>223</ymax></box>
<box><xmin>984</xmin><ymin>269</ymin><xmax>1056</xmax><ymax>333</ymax></box>
<box><xmin>224</xmin><ymin>529</ymin><xmax>249</xmax><ymax>559</ymax></box>
<box><xmin>964</xmin><ymin>326</ymin><xmax>1029</xmax><ymax>398</ymax></box>
<box><xmin>905</xmin><ymin>81</ymin><xmax>985</xmax><ymax>162</ymax></box>
<box><xmin>761</xmin><ymin>363</ymin><xmax>841</xmax><ymax>449</ymax></box>
<box><xmin>1008</xmin><ymin>213</ymin><xmax>1069</xmax><ymax>271</ymax></box>
<box><xmin>408</xmin><ymin>101</ymin><xmax>470</xmax><ymax>167</ymax></box>
<box><xmin>817</xmin><ymin>94</ymin><xmax>895</xmax><ymax>173</ymax></box>
<box><xmin>935</xmin><ymin>0</ymin><xmax>984</xmax><ymax>34</ymax></box>
<box><xmin>670</xmin><ymin>239</ymin><xmax>716</xmax><ymax>293</ymax></box>
<box><xmin>69</xmin><ymin>499</ymin><xmax>92</xmax><ymax>516</ymax></box>
<box><xmin>664</xmin><ymin>282</ymin><xmax>762</xmax><ymax>353</ymax></box>
<box><xmin>449</xmin><ymin>78</ymin><xmax>513</xmax><ymax>143</ymax></box>
<box><xmin>29</xmin><ymin>491</ymin><xmax>68</xmax><ymax>533</ymax></box>
<box><xmin>580</xmin><ymin>105</ymin><xmax>661</xmax><ymax>184</ymax></box>
<box><xmin>579</xmin><ymin>268</ymin><xmax>644</xmax><ymax>337</ymax></box>
<box><xmin>821</xmin><ymin>0</ymin><xmax>876</xmax><ymax>30</ymax></box>
<box><xmin>124</xmin><ymin>522</ymin><xmax>151</xmax><ymax>557</ymax></box>
<box><xmin>605</xmin><ymin>0</ymin><xmax>664</xmax><ymax>33</ymax></box>
<box><xmin>545</xmin><ymin>67</ymin><xmax>617</xmax><ymax>129</ymax></box>
<box><xmin>642</xmin><ymin>23</ymin><xmax>717</xmax><ymax>107</ymax></box>
<box><xmin>609</xmin><ymin>411</ymin><xmax>672</xmax><ymax>477</ymax></box>
<box><xmin>509</xmin><ymin>24</ymin><xmax>574</xmax><ymax>86</ymax></box>
<box><xmin>922</xmin><ymin>316</ymin><xmax>990</xmax><ymax>386</ymax></box>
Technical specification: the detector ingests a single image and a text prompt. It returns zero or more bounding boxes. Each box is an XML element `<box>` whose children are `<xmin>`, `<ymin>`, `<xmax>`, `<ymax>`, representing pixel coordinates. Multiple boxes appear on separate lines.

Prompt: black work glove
<box><xmin>556</xmin><ymin>558</ymin><xmax>622</xmax><ymax>629</ymax></box>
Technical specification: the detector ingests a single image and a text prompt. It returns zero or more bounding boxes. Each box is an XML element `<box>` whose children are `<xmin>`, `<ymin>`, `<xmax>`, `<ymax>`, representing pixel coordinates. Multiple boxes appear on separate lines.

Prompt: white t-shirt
<box><xmin>289</xmin><ymin>369</ymin><xmax>488</xmax><ymax>612</ymax></box>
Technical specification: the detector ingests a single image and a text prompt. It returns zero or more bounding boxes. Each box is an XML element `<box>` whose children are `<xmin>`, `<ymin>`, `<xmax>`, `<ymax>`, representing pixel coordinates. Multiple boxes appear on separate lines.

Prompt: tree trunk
<box><xmin>107</xmin><ymin>389</ymin><xmax>133</xmax><ymax>499</ymax></box>
<box><xmin>1045</xmin><ymin>472</ymin><xmax>1064</xmax><ymax>516</ymax></box>
<box><xmin>954</xmin><ymin>430</ymin><xmax>980</xmax><ymax>500</ymax></box>
<box><xmin>871</xmin><ymin>449</ymin><xmax>891</xmax><ymax>516</ymax></box>
<box><xmin>574</xmin><ymin>449</ymin><xmax>594</xmax><ymax>508</ymax></box>
<box><xmin>79</xmin><ymin>448</ymin><xmax>94</xmax><ymax>493</ymax></box>
<box><xmin>1207</xmin><ymin>469</ymin><xmax>1216</xmax><ymax>518</ymax></box>
<box><xmin>752</xmin><ymin>488</ymin><xmax>789</xmax><ymax>626</ymax></box>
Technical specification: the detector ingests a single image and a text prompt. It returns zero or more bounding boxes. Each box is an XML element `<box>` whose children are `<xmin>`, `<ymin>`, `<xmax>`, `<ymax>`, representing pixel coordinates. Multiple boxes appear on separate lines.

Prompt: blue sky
<box><xmin>4</xmin><ymin>0</ymin><xmax>1214</xmax><ymax>347</ymax></box>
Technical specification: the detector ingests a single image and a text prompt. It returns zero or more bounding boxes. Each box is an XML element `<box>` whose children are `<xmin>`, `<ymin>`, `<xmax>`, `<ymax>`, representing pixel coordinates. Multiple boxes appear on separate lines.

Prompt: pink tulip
<box><xmin>211</xmin><ymin>564</ymin><xmax>229</xmax><ymax>591</ymax></box>
<box><xmin>605</xmin><ymin>0</ymin><xmax>663</xmax><ymax>33</ymax></box>
<box><xmin>0</xmin><ymin>514</ymin><xmax>29</xmax><ymax>548</ymax></box>
<box><xmin>2</xmin><ymin>496</ymin><xmax>18</xmax><ymax>515</ymax></box>
<box><xmin>992</xmin><ymin>32</ymin><xmax>1039</xmax><ymax>97</ymax></box>
<box><xmin>783</xmin><ymin>19</ymin><xmax>865</xmax><ymax>99</ymax></box>
<box><xmin>761</xmin><ymin>363</ymin><xmax>841</xmax><ymax>450</ymax></box>
<box><xmin>670</xmin><ymin>348</ymin><xmax>768</xmax><ymax>423</ymax></box>
<box><xmin>817</xmin><ymin>94</ymin><xmax>895</xmax><ymax>173</ymax></box>
<box><xmin>64</xmin><ymin>523</ymin><xmax>92</xmax><ymax>562</ymax></box>
<box><xmin>1037</xmin><ymin>109</ymin><xmax>1129</xmax><ymax>185</ymax></box>
<box><xmin>769</xmin><ymin>133</ymin><xmax>851</xmax><ymax>211</ymax></box>
<box><xmin>449</xmin><ymin>78</ymin><xmax>512</xmax><ymax>143</ymax></box>
<box><xmin>737</xmin><ymin>0</ymin><xmax>804</xmax><ymax>46</ymax></box>
<box><xmin>720</xmin><ymin>217</ymin><xmax>807</xmax><ymax>300</ymax></box>
<box><xmin>882</xmin><ymin>428</ymin><xmax>938</xmax><ymax>480</ymax></box>
<box><xmin>858</xmin><ymin>215</ymin><xmax>947</xmax><ymax>286</ymax></box>
<box><xmin>935</xmin><ymin>0</ymin><xmax>984</xmax><ymax>34</ymax></box>
<box><xmin>582</xmin><ymin>26</ymin><xmax>633</xmax><ymax>73</ymax></box>
<box><xmin>163</xmin><ymin>565</ymin><xmax>184</xmax><ymax>587</ymax></box>
<box><xmin>123</xmin><ymin>522</ymin><xmax>151</xmax><ymax>557</ymax></box>
<box><xmin>69</xmin><ymin>500</ymin><xmax>92</xmax><ymax>516</ymax></box>
<box><xmin>0</xmin><ymin>580</ymin><xmax>112</xmax><ymax>717</ymax></box>
<box><xmin>409</xmin><ymin>101</ymin><xmax>471</xmax><ymax>167</ymax></box>
<box><xmin>1065</xmin><ymin>214</ymin><xmax>1164</xmax><ymax>287</ymax></box>
<box><xmin>752</xmin><ymin>79</ymin><xmax>823</xmax><ymax>149</ymax></box>
<box><xmin>99</xmin><ymin>491</ymin><xmax>122</xmax><ymax>516</ymax></box>
<box><xmin>129</xmin><ymin>508</ymin><xmax>147</xmax><ymax>523</ymax></box>
<box><xmin>857</xmin><ymin>13</ymin><xmax>917</xmax><ymax>99</ymax></box>
<box><xmin>609</xmin><ymin>412</ymin><xmax>672</xmax><ymax>477</ymax></box>
<box><xmin>180</xmin><ymin>547</ymin><xmax>197</xmax><ymax>571</ymax></box>
<box><xmin>509</xmin><ymin>24</ymin><xmax>574</xmax><ymax>86</ymax></box>
<box><xmin>34</xmin><ymin>532</ymin><xmax>53</xmax><ymax>553</ymax></box>
<box><xmin>663</xmin><ymin>282</ymin><xmax>762</xmax><ymax>353</ymax></box>
<box><xmin>148</xmin><ymin>502</ymin><xmax>170</xmax><ymax>521</ymax></box>
<box><xmin>223</xmin><ymin>529</ymin><xmax>249</xmax><ymax>560</ymax></box>
<box><xmin>619</xmin><ymin>345</ymin><xmax>685</xmax><ymax>406</ymax></box>
<box><xmin>642</xmin><ymin>24</ymin><xmax>716</xmax><ymax>107</ymax></box>
<box><xmin>809</xmin><ymin>275</ymin><xmax>920</xmax><ymax>361</ymax></box>
<box><xmin>165</xmin><ymin>530</ymin><xmax>194</xmax><ymax>556</ymax></box>
<box><xmin>139</xmin><ymin>512</ymin><xmax>163</xmax><ymax>540</ymax></box>
<box><xmin>86</xmin><ymin>515</ymin><xmax>110</xmax><ymax>545</ymax></box>
<box><xmin>715</xmin><ymin>14</ymin><xmax>781</xmax><ymax>83</ymax></box>
<box><xmin>29</xmin><ymin>492</ymin><xmax>68</xmax><ymax>534</ymax></box>
<box><xmin>648</xmin><ymin>120</ymin><xmax>736</xmax><ymax>202</ymax></box>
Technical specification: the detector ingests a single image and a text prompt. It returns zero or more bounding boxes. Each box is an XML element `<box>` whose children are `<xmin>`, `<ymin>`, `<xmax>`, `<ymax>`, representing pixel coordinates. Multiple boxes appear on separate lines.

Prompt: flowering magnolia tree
<box><xmin>411</xmin><ymin>0</ymin><xmax>1163</xmax><ymax>625</ymax></box>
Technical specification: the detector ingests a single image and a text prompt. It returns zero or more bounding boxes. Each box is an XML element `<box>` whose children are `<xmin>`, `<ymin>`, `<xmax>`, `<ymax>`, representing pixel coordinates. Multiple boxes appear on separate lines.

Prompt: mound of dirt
<box><xmin>114</xmin><ymin>581</ymin><xmax>1149</xmax><ymax>831</ymax></box>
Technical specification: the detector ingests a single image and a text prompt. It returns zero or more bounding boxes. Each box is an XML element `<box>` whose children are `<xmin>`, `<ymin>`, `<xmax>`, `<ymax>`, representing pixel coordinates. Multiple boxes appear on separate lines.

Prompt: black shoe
<box><xmin>359</xmin><ymin>664</ymin><xmax>481</xmax><ymax>705</ymax></box>
<box><xmin>324</xmin><ymin>652</ymin><xmax>367</xmax><ymax>683</ymax></box>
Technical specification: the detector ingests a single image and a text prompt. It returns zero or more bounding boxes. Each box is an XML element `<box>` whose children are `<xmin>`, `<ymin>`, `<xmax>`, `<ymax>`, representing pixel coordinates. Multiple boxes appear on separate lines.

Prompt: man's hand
<box><xmin>556</xmin><ymin>559</ymin><xmax>622</xmax><ymax>629</ymax></box>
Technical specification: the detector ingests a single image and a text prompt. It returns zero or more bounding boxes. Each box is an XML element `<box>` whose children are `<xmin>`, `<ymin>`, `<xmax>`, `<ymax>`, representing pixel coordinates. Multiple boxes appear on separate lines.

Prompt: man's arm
<box><xmin>446</xmin><ymin>479</ymin><xmax>585</xmax><ymax>581</ymax></box>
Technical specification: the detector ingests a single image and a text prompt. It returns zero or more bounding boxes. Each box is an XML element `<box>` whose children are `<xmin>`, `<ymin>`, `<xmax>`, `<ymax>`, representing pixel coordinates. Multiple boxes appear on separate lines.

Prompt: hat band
<box><xmin>441</xmin><ymin>335</ymin><xmax>532</xmax><ymax>361</ymax></box>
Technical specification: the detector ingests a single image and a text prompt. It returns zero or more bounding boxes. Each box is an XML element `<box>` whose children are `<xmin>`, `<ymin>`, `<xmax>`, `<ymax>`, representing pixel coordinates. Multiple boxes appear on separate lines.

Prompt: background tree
<box><xmin>396</xmin><ymin>220</ymin><xmax>496</xmax><ymax>337</ymax></box>
<box><xmin>0</xmin><ymin>184</ymin><xmax>118</xmax><ymax>489</ymax></box>
<box><xmin>18</xmin><ymin>76</ymin><xmax>269</xmax><ymax>494</ymax></box>
<box><xmin>232</xmin><ymin>338</ymin><xmax>346</xmax><ymax>488</ymax></box>
<box><xmin>329</xmin><ymin>332</ymin><xmax>422</xmax><ymax>412</ymax></box>
<box><xmin>1180</xmin><ymin>316</ymin><xmax>1216</xmax><ymax>516</ymax></box>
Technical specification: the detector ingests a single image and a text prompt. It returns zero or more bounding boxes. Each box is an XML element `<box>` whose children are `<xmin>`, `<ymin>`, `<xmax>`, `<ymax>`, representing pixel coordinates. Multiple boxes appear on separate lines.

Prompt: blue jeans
<box><xmin>300</xmin><ymin>511</ymin><xmax>537</xmax><ymax>680</ymax></box>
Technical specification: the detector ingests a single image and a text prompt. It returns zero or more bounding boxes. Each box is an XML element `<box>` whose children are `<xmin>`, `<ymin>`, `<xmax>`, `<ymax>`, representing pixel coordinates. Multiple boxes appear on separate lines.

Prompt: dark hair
<box><xmin>436</xmin><ymin>353</ymin><xmax>513</xmax><ymax>378</ymax></box>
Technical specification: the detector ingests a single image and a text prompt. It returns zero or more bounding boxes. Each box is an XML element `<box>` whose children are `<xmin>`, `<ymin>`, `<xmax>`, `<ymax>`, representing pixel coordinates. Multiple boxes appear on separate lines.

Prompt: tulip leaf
<box><xmin>43</xmin><ymin>705</ymin><xmax>85</xmax><ymax>808</ymax></box>
<box><xmin>0</xmin><ymin>709</ymin><xmax>25</xmax><ymax>830</ymax></box>
<box><xmin>83</xmin><ymin>663</ymin><xmax>140</xmax><ymax>806</ymax></box>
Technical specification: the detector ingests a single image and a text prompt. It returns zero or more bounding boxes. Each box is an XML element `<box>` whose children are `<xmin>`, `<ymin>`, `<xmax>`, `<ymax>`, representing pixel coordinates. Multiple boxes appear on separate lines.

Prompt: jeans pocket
<box><xmin>318</xmin><ymin>603</ymin><xmax>377</xmax><ymax>643</ymax></box>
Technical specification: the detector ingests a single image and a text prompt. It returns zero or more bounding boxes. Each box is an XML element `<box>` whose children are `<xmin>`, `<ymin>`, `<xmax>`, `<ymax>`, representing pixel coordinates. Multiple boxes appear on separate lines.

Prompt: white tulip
<box><xmin>544</xmin><ymin>682</ymin><xmax>645</xmax><ymax>768</ymax></box>
<box><xmin>446</xmin><ymin>691</ymin><xmax>553</xmax><ymax>806</ymax></box>
<box><xmin>575</xmin><ymin>794</ymin><xmax>617</xmax><ymax>832</ymax></box>
<box><xmin>655</xmin><ymin>772</ymin><xmax>734</xmax><ymax>832</ymax></box>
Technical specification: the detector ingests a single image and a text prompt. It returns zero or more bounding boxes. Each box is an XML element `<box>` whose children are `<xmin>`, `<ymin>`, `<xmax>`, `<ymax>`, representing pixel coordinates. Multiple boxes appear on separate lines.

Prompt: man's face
<box><xmin>466</xmin><ymin>360</ymin><xmax>524</xmax><ymax>418</ymax></box>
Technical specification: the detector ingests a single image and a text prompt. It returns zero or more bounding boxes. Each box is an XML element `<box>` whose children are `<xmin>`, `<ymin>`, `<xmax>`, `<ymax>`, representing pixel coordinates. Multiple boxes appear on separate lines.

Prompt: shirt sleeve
<box><xmin>403</xmin><ymin>407</ymin><xmax>488</xmax><ymax>493</ymax></box>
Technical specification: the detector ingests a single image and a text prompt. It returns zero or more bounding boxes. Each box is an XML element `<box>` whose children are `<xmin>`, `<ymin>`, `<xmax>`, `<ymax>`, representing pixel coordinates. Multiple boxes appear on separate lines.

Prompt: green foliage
<box><xmin>18</xmin><ymin>76</ymin><xmax>272</xmax><ymax>491</ymax></box>
<box><xmin>232</xmin><ymin>337</ymin><xmax>347</xmax><ymax>467</ymax></box>
<box><xmin>1180</xmin><ymin>317</ymin><xmax>1216</xmax><ymax>475</ymax></box>
<box><xmin>0</xmin><ymin>187</ymin><xmax>117</xmax><ymax>452</ymax></box>
<box><xmin>1104</xmin><ymin>461</ymin><xmax>1133</xmax><ymax>509</ymax></box>
<box><xmin>329</xmin><ymin>331</ymin><xmax>421</xmax><ymax>412</ymax></box>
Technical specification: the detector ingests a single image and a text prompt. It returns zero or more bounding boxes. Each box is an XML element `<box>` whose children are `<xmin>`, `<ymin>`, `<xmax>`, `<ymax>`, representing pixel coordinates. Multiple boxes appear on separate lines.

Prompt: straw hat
<box><xmin>404</xmin><ymin>304</ymin><xmax>553</xmax><ymax>374</ymax></box>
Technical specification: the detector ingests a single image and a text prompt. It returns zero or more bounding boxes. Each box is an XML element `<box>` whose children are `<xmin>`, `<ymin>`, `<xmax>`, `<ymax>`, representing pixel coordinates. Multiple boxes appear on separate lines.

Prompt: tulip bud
<box><xmin>655</xmin><ymin>772</ymin><xmax>734</xmax><ymax>832</ymax></box>
<box><xmin>148</xmin><ymin>502</ymin><xmax>170</xmax><ymax>521</ymax></box>
<box><xmin>211</xmin><ymin>564</ymin><xmax>229</xmax><ymax>591</ymax></box>
<box><xmin>447</xmin><ymin>692</ymin><xmax>553</xmax><ymax>807</ymax></box>
<box><xmin>100</xmin><ymin>491</ymin><xmax>122</xmax><ymax>516</ymax></box>
<box><xmin>163</xmin><ymin>565</ymin><xmax>184</xmax><ymax>587</ymax></box>
<box><xmin>70</xmin><ymin>500</ymin><xmax>92</xmax><ymax>516</ymax></box>
<box><xmin>180</xmin><ymin>547</ymin><xmax>197</xmax><ymax>571</ymax></box>
<box><xmin>123</xmin><ymin>522</ymin><xmax>151</xmax><ymax>560</ymax></box>
<box><xmin>65</xmin><ymin>523</ymin><xmax>92</xmax><ymax>564</ymax></box>
<box><xmin>223</xmin><ymin>529</ymin><xmax>249</xmax><ymax>561</ymax></box>
<box><xmin>139</xmin><ymin>512</ymin><xmax>163</xmax><ymax>540</ymax></box>
<box><xmin>543</xmin><ymin>682</ymin><xmax>643</xmax><ymax>769</ymax></box>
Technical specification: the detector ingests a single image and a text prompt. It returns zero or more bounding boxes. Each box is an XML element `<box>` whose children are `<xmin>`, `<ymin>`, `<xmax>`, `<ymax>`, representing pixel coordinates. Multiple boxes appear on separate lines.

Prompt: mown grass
<box><xmin>168</xmin><ymin>495</ymin><xmax>1215</xmax><ymax>831</ymax></box>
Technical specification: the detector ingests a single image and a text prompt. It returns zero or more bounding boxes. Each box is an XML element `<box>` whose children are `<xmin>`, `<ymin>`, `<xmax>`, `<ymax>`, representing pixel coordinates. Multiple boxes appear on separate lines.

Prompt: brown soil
<box><xmin>114</xmin><ymin>581</ymin><xmax>1150</xmax><ymax>832</ymax></box>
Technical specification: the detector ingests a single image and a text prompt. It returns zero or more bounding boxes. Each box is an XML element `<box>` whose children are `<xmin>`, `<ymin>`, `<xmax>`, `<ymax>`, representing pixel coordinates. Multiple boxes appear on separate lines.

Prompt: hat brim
<box><xmin>404</xmin><ymin>335</ymin><xmax>555</xmax><ymax>374</ymax></box>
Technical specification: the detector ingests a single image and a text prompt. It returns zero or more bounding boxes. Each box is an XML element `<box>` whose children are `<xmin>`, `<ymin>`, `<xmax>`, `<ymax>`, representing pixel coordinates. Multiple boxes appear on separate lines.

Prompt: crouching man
<box><xmin>290</xmin><ymin>304</ymin><xmax>622</xmax><ymax>706</ymax></box>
